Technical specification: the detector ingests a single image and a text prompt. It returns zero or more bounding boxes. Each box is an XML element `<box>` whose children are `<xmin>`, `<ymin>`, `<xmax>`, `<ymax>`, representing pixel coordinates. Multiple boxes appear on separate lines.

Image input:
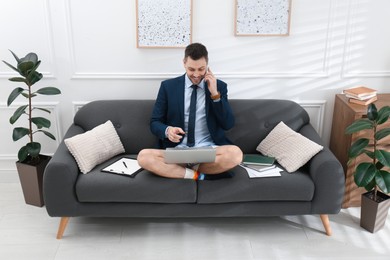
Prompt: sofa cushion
<box><xmin>256</xmin><ymin>121</ymin><xmax>323</xmax><ymax>173</ymax></box>
<box><xmin>65</xmin><ymin>120</ymin><xmax>125</xmax><ymax>174</ymax></box>
<box><xmin>76</xmin><ymin>155</ymin><xmax>197</xmax><ymax>203</ymax></box>
<box><xmin>197</xmin><ymin>165</ymin><xmax>315</xmax><ymax>204</ymax></box>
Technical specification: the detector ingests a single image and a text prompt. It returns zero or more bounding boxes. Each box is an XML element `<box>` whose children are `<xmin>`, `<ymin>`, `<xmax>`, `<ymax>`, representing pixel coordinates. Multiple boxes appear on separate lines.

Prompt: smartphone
<box><xmin>203</xmin><ymin>66</ymin><xmax>210</xmax><ymax>86</ymax></box>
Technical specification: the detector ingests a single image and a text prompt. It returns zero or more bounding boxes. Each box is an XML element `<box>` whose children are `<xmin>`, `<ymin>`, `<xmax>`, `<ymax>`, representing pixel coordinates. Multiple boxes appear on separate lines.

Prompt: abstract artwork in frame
<box><xmin>136</xmin><ymin>0</ymin><xmax>192</xmax><ymax>48</ymax></box>
<box><xmin>235</xmin><ymin>0</ymin><xmax>292</xmax><ymax>36</ymax></box>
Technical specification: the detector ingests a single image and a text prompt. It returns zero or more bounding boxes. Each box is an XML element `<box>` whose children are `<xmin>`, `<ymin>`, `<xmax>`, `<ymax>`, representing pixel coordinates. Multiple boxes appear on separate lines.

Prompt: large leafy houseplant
<box><xmin>345</xmin><ymin>103</ymin><xmax>390</xmax><ymax>201</ymax></box>
<box><xmin>3</xmin><ymin>50</ymin><xmax>61</xmax><ymax>164</ymax></box>
<box><xmin>346</xmin><ymin>103</ymin><xmax>390</xmax><ymax>232</ymax></box>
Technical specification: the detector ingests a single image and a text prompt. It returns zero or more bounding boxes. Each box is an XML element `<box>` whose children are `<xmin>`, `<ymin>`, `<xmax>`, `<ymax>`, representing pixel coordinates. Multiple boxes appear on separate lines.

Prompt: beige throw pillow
<box><xmin>65</xmin><ymin>120</ymin><xmax>125</xmax><ymax>174</ymax></box>
<box><xmin>257</xmin><ymin>121</ymin><xmax>323</xmax><ymax>173</ymax></box>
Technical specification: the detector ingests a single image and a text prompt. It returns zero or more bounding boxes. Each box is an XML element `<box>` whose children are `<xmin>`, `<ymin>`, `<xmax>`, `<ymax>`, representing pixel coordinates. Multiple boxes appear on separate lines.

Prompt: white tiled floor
<box><xmin>1</xmin><ymin>182</ymin><xmax>390</xmax><ymax>260</ymax></box>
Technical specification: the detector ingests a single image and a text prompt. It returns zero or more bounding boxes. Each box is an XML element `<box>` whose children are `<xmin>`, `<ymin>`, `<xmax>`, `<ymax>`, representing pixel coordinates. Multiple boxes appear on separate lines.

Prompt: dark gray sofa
<box><xmin>43</xmin><ymin>99</ymin><xmax>345</xmax><ymax>239</ymax></box>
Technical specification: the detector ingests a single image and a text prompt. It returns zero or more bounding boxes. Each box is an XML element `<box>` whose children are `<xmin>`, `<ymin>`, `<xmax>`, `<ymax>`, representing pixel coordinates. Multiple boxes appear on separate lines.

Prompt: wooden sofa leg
<box><xmin>56</xmin><ymin>217</ymin><xmax>70</xmax><ymax>239</ymax></box>
<box><xmin>320</xmin><ymin>214</ymin><xmax>332</xmax><ymax>236</ymax></box>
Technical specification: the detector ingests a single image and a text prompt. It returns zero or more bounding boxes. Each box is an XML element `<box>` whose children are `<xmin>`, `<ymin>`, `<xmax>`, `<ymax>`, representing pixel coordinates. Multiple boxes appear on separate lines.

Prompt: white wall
<box><xmin>1</xmin><ymin>0</ymin><xmax>390</xmax><ymax>179</ymax></box>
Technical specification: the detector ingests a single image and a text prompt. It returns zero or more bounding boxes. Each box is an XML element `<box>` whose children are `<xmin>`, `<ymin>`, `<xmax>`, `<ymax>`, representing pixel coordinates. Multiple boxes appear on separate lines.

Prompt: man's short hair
<box><xmin>184</xmin><ymin>43</ymin><xmax>208</xmax><ymax>62</ymax></box>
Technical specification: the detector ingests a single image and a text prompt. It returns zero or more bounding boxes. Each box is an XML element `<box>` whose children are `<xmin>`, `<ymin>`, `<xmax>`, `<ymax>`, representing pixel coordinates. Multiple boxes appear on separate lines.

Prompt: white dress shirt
<box><xmin>176</xmin><ymin>74</ymin><xmax>216</xmax><ymax>148</ymax></box>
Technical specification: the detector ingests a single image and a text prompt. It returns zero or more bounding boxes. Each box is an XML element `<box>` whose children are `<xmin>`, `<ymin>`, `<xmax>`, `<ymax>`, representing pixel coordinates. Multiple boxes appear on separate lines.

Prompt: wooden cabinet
<box><xmin>330</xmin><ymin>94</ymin><xmax>390</xmax><ymax>208</ymax></box>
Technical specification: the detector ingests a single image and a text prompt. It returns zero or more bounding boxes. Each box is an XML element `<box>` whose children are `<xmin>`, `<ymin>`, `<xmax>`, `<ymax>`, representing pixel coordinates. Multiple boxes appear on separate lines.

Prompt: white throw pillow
<box><xmin>65</xmin><ymin>120</ymin><xmax>125</xmax><ymax>174</ymax></box>
<box><xmin>256</xmin><ymin>121</ymin><xmax>323</xmax><ymax>173</ymax></box>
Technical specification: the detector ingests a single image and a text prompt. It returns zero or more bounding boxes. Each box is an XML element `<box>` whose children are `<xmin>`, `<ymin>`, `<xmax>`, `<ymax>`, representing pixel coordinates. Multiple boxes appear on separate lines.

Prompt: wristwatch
<box><xmin>210</xmin><ymin>92</ymin><xmax>221</xmax><ymax>100</ymax></box>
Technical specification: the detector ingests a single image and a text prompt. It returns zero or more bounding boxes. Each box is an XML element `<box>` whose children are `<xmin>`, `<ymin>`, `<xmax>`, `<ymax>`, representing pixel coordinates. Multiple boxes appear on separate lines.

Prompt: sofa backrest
<box><xmin>74</xmin><ymin>100</ymin><xmax>157</xmax><ymax>154</ymax></box>
<box><xmin>74</xmin><ymin>99</ymin><xmax>310</xmax><ymax>154</ymax></box>
<box><xmin>227</xmin><ymin>99</ymin><xmax>310</xmax><ymax>153</ymax></box>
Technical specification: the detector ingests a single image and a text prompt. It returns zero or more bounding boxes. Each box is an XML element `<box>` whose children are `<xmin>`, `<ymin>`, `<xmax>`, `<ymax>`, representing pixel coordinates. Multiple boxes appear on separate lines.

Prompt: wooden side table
<box><xmin>330</xmin><ymin>94</ymin><xmax>390</xmax><ymax>208</ymax></box>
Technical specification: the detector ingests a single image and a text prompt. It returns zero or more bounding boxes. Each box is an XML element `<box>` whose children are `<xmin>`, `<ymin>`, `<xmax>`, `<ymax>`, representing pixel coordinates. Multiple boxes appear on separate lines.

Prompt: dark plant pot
<box><xmin>360</xmin><ymin>190</ymin><xmax>390</xmax><ymax>233</ymax></box>
<box><xmin>15</xmin><ymin>155</ymin><xmax>51</xmax><ymax>207</ymax></box>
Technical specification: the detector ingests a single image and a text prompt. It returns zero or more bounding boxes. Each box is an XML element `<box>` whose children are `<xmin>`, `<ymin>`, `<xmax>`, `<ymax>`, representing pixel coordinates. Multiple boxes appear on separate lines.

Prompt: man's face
<box><xmin>183</xmin><ymin>57</ymin><xmax>208</xmax><ymax>85</ymax></box>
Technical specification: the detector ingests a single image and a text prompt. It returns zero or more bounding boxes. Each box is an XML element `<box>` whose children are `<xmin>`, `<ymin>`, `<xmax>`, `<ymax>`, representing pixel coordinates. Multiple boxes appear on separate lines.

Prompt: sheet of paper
<box><xmin>240</xmin><ymin>164</ymin><xmax>282</xmax><ymax>178</ymax></box>
<box><xmin>102</xmin><ymin>158</ymin><xmax>141</xmax><ymax>176</ymax></box>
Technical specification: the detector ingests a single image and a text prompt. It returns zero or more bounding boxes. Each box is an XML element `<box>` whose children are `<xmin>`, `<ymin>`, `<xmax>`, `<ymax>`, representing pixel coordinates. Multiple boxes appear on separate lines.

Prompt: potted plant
<box><xmin>345</xmin><ymin>103</ymin><xmax>390</xmax><ymax>233</ymax></box>
<box><xmin>2</xmin><ymin>50</ymin><xmax>61</xmax><ymax>207</ymax></box>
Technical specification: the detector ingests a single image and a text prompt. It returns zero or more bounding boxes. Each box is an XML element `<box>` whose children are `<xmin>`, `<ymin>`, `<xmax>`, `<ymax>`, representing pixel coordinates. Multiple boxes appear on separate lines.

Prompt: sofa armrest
<box><xmin>43</xmin><ymin>125</ymin><xmax>85</xmax><ymax>217</ymax></box>
<box><xmin>299</xmin><ymin>124</ymin><xmax>345</xmax><ymax>214</ymax></box>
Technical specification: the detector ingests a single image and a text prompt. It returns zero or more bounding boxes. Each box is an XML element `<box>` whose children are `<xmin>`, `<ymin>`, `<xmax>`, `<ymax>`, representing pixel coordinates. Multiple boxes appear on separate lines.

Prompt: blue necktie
<box><xmin>187</xmin><ymin>85</ymin><xmax>197</xmax><ymax>147</ymax></box>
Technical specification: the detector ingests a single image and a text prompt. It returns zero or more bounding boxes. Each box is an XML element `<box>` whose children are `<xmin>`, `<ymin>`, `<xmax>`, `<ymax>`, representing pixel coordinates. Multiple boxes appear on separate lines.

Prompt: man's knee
<box><xmin>228</xmin><ymin>145</ymin><xmax>243</xmax><ymax>165</ymax></box>
<box><xmin>137</xmin><ymin>149</ymin><xmax>152</xmax><ymax>167</ymax></box>
<box><xmin>219</xmin><ymin>145</ymin><xmax>243</xmax><ymax>167</ymax></box>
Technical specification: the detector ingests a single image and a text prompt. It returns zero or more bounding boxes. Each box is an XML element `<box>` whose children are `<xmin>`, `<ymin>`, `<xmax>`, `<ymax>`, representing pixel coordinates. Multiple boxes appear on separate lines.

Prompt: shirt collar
<box><xmin>185</xmin><ymin>74</ymin><xmax>205</xmax><ymax>90</ymax></box>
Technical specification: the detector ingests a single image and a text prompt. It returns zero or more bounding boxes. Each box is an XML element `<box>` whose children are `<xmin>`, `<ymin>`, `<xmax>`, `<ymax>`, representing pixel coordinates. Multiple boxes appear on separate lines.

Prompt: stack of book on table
<box><xmin>240</xmin><ymin>154</ymin><xmax>281</xmax><ymax>178</ymax></box>
<box><xmin>343</xmin><ymin>86</ymin><xmax>377</xmax><ymax>106</ymax></box>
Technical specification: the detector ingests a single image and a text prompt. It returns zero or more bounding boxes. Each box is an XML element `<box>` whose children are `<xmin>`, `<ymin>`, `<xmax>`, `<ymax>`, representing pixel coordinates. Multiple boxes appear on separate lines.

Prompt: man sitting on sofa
<box><xmin>137</xmin><ymin>43</ymin><xmax>243</xmax><ymax>180</ymax></box>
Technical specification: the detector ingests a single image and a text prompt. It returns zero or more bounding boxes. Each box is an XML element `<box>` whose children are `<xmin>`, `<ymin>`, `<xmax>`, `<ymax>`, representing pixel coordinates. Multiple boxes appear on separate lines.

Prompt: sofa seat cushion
<box><xmin>76</xmin><ymin>155</ymin><xmax>197</xmax><ymax>203</ymax></box>
<box><xmin>197</xmin><ymin>165</ymin><xmax>315</xmax><ymax>204</ymax></box>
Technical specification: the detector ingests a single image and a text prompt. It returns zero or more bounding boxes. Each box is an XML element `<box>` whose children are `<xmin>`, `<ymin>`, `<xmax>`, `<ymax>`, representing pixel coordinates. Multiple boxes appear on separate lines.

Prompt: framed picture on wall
<box><xmin>235</xmin><ymin>0</ymin><xmax>292</xmax><ymax>36</ymax></box>
<box><xmin>136</xmin><ymin>0</ymin><xmax>192</xmax><ymax>48</ymax></box>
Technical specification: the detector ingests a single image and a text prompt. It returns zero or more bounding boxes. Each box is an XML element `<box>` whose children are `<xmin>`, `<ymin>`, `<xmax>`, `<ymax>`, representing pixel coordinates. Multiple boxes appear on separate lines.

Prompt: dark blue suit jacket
<box><xmin>150</xmin><ymin>74</ymin><xmax>235</xmax><ymax>148</ymax></box>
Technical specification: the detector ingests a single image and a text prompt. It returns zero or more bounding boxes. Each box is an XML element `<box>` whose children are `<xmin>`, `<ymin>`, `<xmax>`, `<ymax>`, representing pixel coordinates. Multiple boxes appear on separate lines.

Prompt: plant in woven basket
<box><xmin>2</xmin><ymin>50</ymin><xmax>61</xmax><ymax>164</ymax></box>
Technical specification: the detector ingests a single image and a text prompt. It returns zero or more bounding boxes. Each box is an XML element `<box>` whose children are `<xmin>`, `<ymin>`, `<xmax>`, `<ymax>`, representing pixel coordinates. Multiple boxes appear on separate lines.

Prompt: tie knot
<box><xmin>191</xmin><ymin>84</ymin><xmax>198</xmax><ymax>90</ymax></box>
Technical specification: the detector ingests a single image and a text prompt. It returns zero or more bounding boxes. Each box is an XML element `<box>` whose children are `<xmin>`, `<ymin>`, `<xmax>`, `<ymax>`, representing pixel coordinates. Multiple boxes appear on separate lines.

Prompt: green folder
<box><xmin>243</xmin><ymin>154</ymin><xmax>275</xmax><ymax>166</ymax></box>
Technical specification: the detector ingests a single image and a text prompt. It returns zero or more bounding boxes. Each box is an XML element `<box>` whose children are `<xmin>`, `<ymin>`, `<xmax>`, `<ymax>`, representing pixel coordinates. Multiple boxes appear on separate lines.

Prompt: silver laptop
<box><xmin>164</xmin><ymin>146</ymin><xmax>216</xmax><ymax>164</ymax></box>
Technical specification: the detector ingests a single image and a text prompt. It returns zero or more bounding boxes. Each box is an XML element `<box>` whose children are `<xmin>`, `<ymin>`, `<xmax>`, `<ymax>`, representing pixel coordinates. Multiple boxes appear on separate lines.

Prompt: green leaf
<box><xmin>364</xmin><ymin>178</ymin><xmax>376</xmax><ymax>192</ymax></box>
<box><xmin>37</xmin><ymin>130</ymin><xmax>56</xmax><ymax>140</ymax></box>
<box><xmin>2</xmin><ymin>60</ymin><xmax>19</xmax><ymax>73</ymax></box>
<box><xmin>25</xmin><ymin>60</ymin><xmax>41</xmax><ymax>85</ymax></box>
<box><xmin>35</xmin><ymin>87</ymin><xmax>61</xmax><ymax>95</ymax></box>
<box><xmin>12</xmin><ymin>127</ymin><xmax>30</xmax><ymax>141</ymax></box>
<box><xmin>367</xmin><ymin>104</ymin><xmax>378</xmax><ymax>120</ymax></box>
<box><xmin>17</xmin><ymin>146</ymin><xmax>28</xmax><ymax>162</ymax></box>
<box><xmin>20</xmin><ymin>52</ymin><xmax>38</xmax><ymax>65</ymax></box>
<box><xmin>376</xmin><ymin>150</ymin><xmax>390</xmax><ymax>168</ymax></box>
<box><xmin>9</xmin><ymin>105</ymin><xmax>28</xmax><ymax>124</ymax></box>
<box><xmin>345</xmin><ymin>119</ymin><xmax>373</xmax><ymax>134</ymax></box>
<box><xmin>20</xmin><ymin>93</ymin><xmax>37</xmax><ymax>99</ymax></box>
<box><xmin>26</xmin><ymin>142</ymin><xmax>41</xmax><ymax>158</ymax></box>
<box><xmin>354</xmin><ymin>162</ymin><xmax>376</xmax><ymax>188</ymax></box>
<box><xmin>26</xmin><ymin>71</ymin><xmax>42</xmax><ymax>86</ymax></box>
<box><xmin>377</xmin><ymin>106</ymin><xmax>390</xmax><ymax>124</ymax></box>
<box><xmin>32</xmin><ymin>117</ymin><xmax>51</xmax><ymax>129</ymax></box>
<box><xmin>349</xmin><ymin>139</ymin><xmax>369</xmax><ymax>158</ymax></box>
<box><xmin>364</xmin><ymin>150</ymin><xmax>375</xmax><ymax>160</ymax></box>
<box><xmin>34</xmin><ymin>107</ymin><xmax>51</xmax><ymax>114</ymax></box>
<box><xmin>375</xmin><ymin>128</ymin><xmax>390</xmax><ymax>141</ymax></box>
<box><xmin>9</xmin><ymin>77</ymin><xmax>27</xmax><ymax>84</ymax></box>
<box><xmin>9</xmin><ymin>50</ymin><xmax>21</xmax><ymax>63</ymax></box>
<box><xmin>27</xmin><ymin>60</ymin><xmax>40</xmax><ymax>76</ymax></box>
<box><xmin>7</xmin><ymin>87</ymin><xmax>25</xmax><ymax>106</ymax></box>
<box><xmin>17</xmin><ymin>142</ymin><xmax>41</xmax><ymax>162</ymax></box>
<box><xmin>376</xmin><ymin>170</ymin><xmax>390</xmax><ymax>194</ymax></box>
<box><xmin>17</xmin><ymin>61</ymin><xmax>34</xmax><ymax>77</ymax></box>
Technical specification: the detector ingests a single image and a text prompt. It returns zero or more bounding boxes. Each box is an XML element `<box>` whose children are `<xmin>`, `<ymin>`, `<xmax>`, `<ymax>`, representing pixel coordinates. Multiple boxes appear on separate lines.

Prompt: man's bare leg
<box><xmin>137</xmin><ymin>145</ymin><xmax>243</xmax><ymax>178</ymax></box>
<box><xmin>197</xmin><ymin>145</ymin><xmax>243</xmax><ymax>174</ymax></box>
<box><xmin>137</xmin><ymin>149</ymin><xmax>186</xmax><ymax>178</ymax></box>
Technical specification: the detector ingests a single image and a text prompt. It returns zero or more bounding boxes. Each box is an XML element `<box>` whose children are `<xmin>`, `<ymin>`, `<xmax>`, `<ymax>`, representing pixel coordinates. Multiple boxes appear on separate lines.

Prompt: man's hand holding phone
<box><xmin>166</xmin><ymin>126</ymin><xmax>185</xmax><ymax>143</ymax></box>
<box><xmin>204</xmin><ymin>68</ymin><xmax>218</xmax><ymax>96</ymax></box>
